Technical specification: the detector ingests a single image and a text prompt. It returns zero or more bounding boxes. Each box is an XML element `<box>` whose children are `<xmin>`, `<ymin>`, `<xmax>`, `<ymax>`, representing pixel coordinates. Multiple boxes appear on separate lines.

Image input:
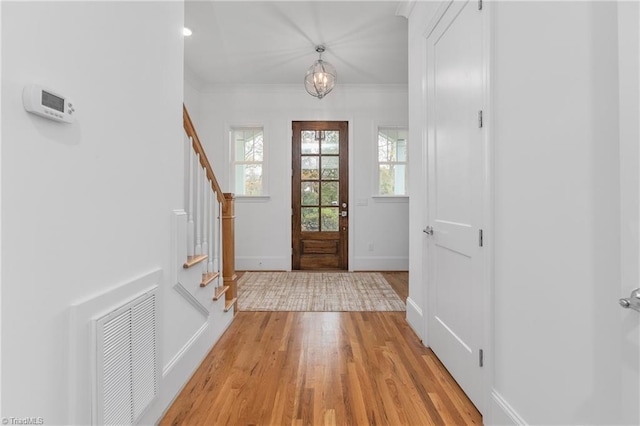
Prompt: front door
<box><xmin>292</xmin><ymin>121</ymin><xmax>348</xmax><ymax>270</ymax></box>
<box><xmin>425</xmin><ymin>0</ymin><xmax>485</xmax><ymax>412</ymax></box>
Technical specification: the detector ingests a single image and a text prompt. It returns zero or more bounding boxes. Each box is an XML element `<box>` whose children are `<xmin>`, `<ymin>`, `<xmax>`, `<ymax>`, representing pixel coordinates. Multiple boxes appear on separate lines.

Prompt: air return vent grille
<box><xmin>94</xmin><ymin>289</ymin><xmax>158</xmax><ymax>425</ymax></box>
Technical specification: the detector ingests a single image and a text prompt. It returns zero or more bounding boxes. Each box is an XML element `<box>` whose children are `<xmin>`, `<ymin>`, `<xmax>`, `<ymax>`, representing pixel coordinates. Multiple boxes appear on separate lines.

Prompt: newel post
<box><xmin>222</xmin><ymin>193</ymin><xmax>237</xmax><ymax>313</ymax></box>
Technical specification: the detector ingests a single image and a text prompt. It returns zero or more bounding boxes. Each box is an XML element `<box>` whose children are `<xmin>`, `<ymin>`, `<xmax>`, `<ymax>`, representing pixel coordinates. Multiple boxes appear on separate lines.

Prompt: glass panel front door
<box><xmin>292</xmin><ymin>122</ymin><xmax>348</xmax><ymax>270</ymax></box>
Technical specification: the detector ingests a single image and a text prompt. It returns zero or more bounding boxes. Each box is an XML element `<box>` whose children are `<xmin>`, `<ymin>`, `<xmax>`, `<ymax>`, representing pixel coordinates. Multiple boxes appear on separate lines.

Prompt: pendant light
<box><xmin>304</xmin><ymin>45</ymin><xmax>337</xmax><ymax>99</ymax></box>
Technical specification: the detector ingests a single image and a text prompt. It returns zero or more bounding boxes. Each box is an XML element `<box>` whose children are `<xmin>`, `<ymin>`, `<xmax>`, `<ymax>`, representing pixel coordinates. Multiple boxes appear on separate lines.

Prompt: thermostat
<box><xmin>23</xmin><ymin>84</ymin><xmax>75</xmax><ymax>123</ymax></box>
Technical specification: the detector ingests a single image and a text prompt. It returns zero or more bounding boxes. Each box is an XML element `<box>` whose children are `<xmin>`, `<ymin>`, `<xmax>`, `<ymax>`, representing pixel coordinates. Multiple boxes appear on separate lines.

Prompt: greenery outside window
<box><xmin>231</xmin><ymin>127</ymin><xmax>265</xmax><ymax>196</ymax></box>
<box><xmin>377</xmin><ymin>127</ymin><xmax>408</xmax><ymax>196</ymax></box>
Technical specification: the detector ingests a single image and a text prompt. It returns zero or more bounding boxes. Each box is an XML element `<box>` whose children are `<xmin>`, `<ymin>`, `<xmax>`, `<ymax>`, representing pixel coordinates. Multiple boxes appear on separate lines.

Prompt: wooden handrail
<box><xmin>183</xmin><ymin>104</ymin><xmax>226</xmax><ymax>206</ymax></box>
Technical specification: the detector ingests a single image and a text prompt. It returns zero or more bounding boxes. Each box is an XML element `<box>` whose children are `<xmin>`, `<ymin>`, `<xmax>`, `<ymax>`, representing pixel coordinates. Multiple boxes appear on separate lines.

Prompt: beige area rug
<box><xmin>237</xmin><ymin>271</ymin><xmax>405</xmax><ymax>312</ymax></box>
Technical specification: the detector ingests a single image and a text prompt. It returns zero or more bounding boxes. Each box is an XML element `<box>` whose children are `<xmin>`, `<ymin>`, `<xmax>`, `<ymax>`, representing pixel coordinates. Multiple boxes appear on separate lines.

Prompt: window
<box><xmin>231</xmin><ymin>127</ymin><xmax>264</xmax><ymax>196</ymax></box>
<box><xmin>377</xmin><ymin>127</ymin><xmax>408</xmax><ymax>195</ymax></box>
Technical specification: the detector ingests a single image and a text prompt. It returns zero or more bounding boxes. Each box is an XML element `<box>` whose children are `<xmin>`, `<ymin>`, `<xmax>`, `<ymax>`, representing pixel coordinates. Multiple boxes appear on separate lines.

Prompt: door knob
<box><xmin>423</xmin><ymin>226</ymin><xmax>434</xmax><ymax>235</ymax></box>
<box><xmin>619</xmin><ymin>288</ymin><xmax>640</xmax><ymax>312</ymax></box>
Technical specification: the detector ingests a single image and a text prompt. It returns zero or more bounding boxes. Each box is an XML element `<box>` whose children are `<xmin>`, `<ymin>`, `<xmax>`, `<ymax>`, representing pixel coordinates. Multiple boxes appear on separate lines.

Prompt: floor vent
<box><xmin>94</xmin><ymin>288</ymin><xmax>159</xmax><ymax>425</ymax></box>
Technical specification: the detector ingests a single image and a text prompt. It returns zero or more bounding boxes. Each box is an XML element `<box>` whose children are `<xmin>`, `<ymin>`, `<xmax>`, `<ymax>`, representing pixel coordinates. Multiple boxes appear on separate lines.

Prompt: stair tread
<box><xmin>224</xmin><ymin>297</ymin><xmax>237</xmax><ymax>312</ymax></box>
<box><xmin>183</xmin><ymin>254</ymin><xmax>208</xmax><ymax>269</ymax></box>
<box><xmin>213</xmin><ymin>285</ymin><xmax>229</xmax><ymax>300</ymax></box>
<box><xmin>200</xmin><ymin>271</ymin><xmax>220</xmax><ymax>288</ymax></box>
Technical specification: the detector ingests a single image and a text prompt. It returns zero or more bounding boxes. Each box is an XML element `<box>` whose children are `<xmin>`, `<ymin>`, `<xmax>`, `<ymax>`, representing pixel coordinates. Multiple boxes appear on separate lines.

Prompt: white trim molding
<box><xmin>490</xmin><ymin>390</ymin><xmax>528</xmax><ymax>426</ymax></box>
<box><xmin>405</xmin><ymin>297</ymin><xmax>424</xmax><ymax>342</ymax></box>
<box><xmin>351</xmin><ymin>256</ymin><xmax>408</xmax><ymax>271</ymax></box>
<box><xmin>395</xmin><ymin>0</ymin><xmax>417</xmax><ymax>19</ymax></box>
<box><xmin>173</xmin><ymin>282</ymin><xmax>209</xmax><ymax>317</ymax></box>
<box><xmin>236</xmin><ymin>256</ymin><xmax>290</xmax><ymax>271</ymax></box>
<box><xmin>162</xmin><ymin>322</ymin><xmax>209</xmax><ymax>377</ymax></box>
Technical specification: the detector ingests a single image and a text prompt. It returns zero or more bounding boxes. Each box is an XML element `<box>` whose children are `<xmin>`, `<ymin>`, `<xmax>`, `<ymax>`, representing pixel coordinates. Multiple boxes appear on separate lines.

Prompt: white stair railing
<box><xmin>184</xmin><ymin>130</ymin><xmax>223</xmax><ymax>290</ymax></box>
<box><xmin>183</xmin><ymin>104</ymin><xmax>236</xmax><ymax>311</ymax></box>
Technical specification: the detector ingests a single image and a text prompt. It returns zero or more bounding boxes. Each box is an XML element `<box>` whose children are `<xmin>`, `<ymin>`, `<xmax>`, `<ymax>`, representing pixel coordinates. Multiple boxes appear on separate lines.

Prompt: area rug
<box><xmin>237</xmin><ymin>271</ymin><xmax>405</xmax><ymax>312</ymax></box>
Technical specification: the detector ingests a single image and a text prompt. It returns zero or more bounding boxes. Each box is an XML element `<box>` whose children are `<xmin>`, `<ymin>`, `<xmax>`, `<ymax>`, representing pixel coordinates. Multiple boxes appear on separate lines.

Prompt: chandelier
<box><xmin>304</xmin><ymin>45</ymin><xmax>337</xmax><ymax>99</ymax></box>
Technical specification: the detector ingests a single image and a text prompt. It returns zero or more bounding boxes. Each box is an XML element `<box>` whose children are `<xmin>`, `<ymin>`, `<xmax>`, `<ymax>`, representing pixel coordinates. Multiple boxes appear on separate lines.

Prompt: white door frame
<box><xmin>421</xmin><ymin>0</ymin><xmax>494</xmax><ymax>415</ymax></box>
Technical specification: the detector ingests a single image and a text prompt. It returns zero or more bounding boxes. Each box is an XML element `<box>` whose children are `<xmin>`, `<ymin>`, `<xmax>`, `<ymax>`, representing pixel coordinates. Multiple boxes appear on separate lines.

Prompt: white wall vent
<box><xmin>94</xmin><ymin>288</ymin><xmax>159</xmax><ymax>425</ymax></box>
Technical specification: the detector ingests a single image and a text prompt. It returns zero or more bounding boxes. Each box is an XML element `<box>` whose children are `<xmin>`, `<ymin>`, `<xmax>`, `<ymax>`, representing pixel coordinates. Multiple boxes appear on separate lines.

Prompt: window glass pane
<box><xmin>379</xmin><ymin>164</ymin><xmax>393</xmax><ymax>195</ymax></box>
<box><xmin>301</xmin><ymin>156</ymin><xmax>319</xmax><ymax>180</ymax></box>
<box><xmin>394</xmin><ymin>164</ymin><xmax>406</xmax><ymax>195</ymax></box>
<box><xmin>301</xmin><ymin>207</ymin><xmax>319</xmax><ymax>232</ymax></box>
<box><xmin>379</xmin><ymin>164</ymin><xmax>407</xmax><ymax>196</ymax></box>
<box><xmin>301</xmin><ymin>182</ymin><xmax>319</xmax><ymax>206</ymax></box>
<box><xmin>241</xmin><ymin>164</ymin><xmax>262</xmax><ymax>196</ymax></box>
<box><xmin>321</xmin><ymin>182</ymin><xmax>338</xmax><ymax>206</ymax></box>
<box><xmin>397</xmin><ymin>138</ymin><xmax>407</xmax><ymax>162</ymax></box>
<box><xmin>321</xmin><ymin>207</ymin><xmax>339</xmax><ymax>232</ymax></box>
<box><xmin>321</xmin><ymin>156</ymin><xmax>339</xmax><ymax>180</ymax></box>
<box><xmin>234</xmin><ymin>164</ymin><xmax>246</xmax><ymax>195</ymax></box>
<box><xmin>321</xmin><ymin>131</ymin><xmax>339</xmax><ymax>154</ymax></box>
<box><xmin>301</xmin><ymin>131</ymin><xmax>319</xmax><ymax>154</ymax></box>
<box><xmin>378</xmin><ymin>132</ymin><xmax>389</xmax><ymax>162</ymax></box>
<box><xmin>235</xmin><ymin>133</ymin><xmax>246</xmax><ymax>161</ymax></box>
<box><xmin>253</xmin><ymin>131</ymin><xmax>264</xmax><ymax>161</ymax></box>
<box><xmin>241</xmin><ymin>130</ymin><xmax>251</xmax><ymax>160</ymax></box>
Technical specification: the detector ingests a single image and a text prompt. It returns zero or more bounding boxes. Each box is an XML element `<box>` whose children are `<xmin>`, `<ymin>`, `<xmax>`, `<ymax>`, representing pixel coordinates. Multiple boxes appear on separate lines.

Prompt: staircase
<box><xmin>174</xmin><ymin>105</ymin><xmax>237</xmax><ymax>314</ymax></box>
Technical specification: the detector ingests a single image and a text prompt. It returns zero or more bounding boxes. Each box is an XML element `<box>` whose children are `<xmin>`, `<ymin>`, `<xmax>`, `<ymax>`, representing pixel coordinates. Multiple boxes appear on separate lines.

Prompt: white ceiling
<box><xmin>184</xmin><ymin>1</ymin><xmax>409</xmax><ymax>85</ymax></box>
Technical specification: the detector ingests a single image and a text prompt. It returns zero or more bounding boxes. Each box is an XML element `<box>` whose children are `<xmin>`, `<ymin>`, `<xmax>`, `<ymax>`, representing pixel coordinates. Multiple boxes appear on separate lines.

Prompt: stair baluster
<box><xmin>202</xmin><ymin>173</ymin><xmax>209</xmax><ymax>269</ymax></box>
<box><xmin>207</xmin><ymin>190</ymin><xmax>214</xmax><ymax>275</ymax></box>
<box><xmin>187</xmin><ymin>144</ymin><xmax>195</xmax><ymax>257</ymax></box>
<box><xmin>195</xmin><ymin>156</ymin><xmax>202</xmax><ymax>256</ymax></box>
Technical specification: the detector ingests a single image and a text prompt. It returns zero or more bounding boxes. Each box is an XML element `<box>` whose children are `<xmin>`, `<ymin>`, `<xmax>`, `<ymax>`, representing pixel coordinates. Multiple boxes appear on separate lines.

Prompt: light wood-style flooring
<box><xmin>160</xmin><ymin>272</ymin><xmax>482</xmax><ymax>426</ymax></box>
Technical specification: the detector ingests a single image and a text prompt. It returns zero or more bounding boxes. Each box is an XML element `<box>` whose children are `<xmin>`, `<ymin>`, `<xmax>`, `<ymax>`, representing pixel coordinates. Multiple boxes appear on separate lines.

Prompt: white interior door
<box><xmin>618</xmin><ymin>1</ymin><xmax>640</xmax><ymax>422</ymax></box>
<box><xmin>425</xmin><ymin>0</ymin><xmax>485</xmax><ymax>412</ymax></box>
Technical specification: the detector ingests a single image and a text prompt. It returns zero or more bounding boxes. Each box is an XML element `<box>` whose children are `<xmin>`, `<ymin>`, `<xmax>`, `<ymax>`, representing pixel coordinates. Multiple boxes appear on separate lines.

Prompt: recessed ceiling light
<box><xmin>183</xmin><ymin>27</ymin><xmax>193</xmax><ymax>37</ymax></box>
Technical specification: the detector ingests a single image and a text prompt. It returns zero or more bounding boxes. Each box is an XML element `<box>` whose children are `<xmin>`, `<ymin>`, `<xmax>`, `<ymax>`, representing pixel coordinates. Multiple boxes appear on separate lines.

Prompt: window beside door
<box><xmin>377</xmin><ymin>127</ymin><xmax>408</xmax><ymax>196</ymax></box>
<box><xmin>230</xmin><ymin>126</ymin><xmax>266</xmax><ymax>196</ymax></box>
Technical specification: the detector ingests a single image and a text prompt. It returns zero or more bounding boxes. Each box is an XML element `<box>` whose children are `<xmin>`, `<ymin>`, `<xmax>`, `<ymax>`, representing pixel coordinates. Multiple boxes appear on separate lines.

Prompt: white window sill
<box><xmin>371</xmin><ymin>195</ymin><xmax>409</xmax><ymax>203</ymax></box>
<box><xmin>235</xmin><ymin>195</ymin><xmax>271</xmax><ymax>203</ymax></box>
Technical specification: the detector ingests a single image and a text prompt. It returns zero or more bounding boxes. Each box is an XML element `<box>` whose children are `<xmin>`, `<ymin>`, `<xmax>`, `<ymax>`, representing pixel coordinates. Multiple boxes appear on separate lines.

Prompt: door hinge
<box><xmin>479</xmin><ymin>349</ymin><xmax>484</xmax><ymax>367</ymax></box>
<box><xmin>478</xmin><ymin>110</ymin><xmax>484</xmax><ymax>128</ymax></box>
<box><xmin>478</xmin><ymin>0</ymin><xmax>483</xmax><ymax>11</ymax></box>
<box><xmin>479</xmin><ymin>229</ymin><xmax>484</xmax><ymax>247</ymax></box>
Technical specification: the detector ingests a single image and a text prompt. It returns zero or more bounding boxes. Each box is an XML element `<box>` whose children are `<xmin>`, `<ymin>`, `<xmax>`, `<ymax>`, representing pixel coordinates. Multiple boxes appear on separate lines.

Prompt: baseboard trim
<box><xmin>162</xmin><ymin>321</ymin><xmax>209</xmax><ymax>377</ymax></box>
<box><xmin>142</xmin><ymin>311</ymin><xmax>233</xmax><ymax>425</ymax></box>
<box><xmin>236</xmin><ymin>256</ymin><xmax>290</xmax><ymax>271</ymax></box>
<box><xmin>352</xmin><ymin>256</ymin><xmax>409</xmax><ymax>271</ymax></box>
<box><xmin>405</xmin><ymin>296</ymin><xmax>425</xmax><ymax>342</ymax></box>
<box><xmin>491</xmin><ymin>389</ymin><xmax>528</xmax><ymax>425</ymax></box>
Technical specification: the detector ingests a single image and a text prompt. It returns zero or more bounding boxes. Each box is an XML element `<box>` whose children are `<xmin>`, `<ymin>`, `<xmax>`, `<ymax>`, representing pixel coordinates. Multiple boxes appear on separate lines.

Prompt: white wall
<box><xmin>184</xmin><ymin>67</ymin><xmax>205</xmax><ymax>131</ymax></box>
<box><xmin>1</xmin><ymin>2</ymin><xmax>225</xmax><ymax>424</ymax></box>
<box><xmin>196</xmin><ymin>84</ymin><xmax>409</xmax><ymax>271</ymax></box>
<box><xmin>492</xmin><ymin>2</ymin><xmax>623</xmax><ymax>423</ymax></box>
<box><xmin>408</xmin><ymin>1</ymin><xmax>638</xmax><ymax>424</ymax></box>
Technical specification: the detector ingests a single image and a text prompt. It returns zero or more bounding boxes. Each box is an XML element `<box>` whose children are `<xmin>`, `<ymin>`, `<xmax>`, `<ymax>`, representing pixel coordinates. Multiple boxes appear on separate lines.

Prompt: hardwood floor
<box><xmin>161</xmin><ymin>272</ymin><xmax>481</xmax><ymax>426</ymax></box>
<box><xmin>380</xmin><ymin>271</ymin><xmax>408</xmax><ymax>302</ymax></box>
